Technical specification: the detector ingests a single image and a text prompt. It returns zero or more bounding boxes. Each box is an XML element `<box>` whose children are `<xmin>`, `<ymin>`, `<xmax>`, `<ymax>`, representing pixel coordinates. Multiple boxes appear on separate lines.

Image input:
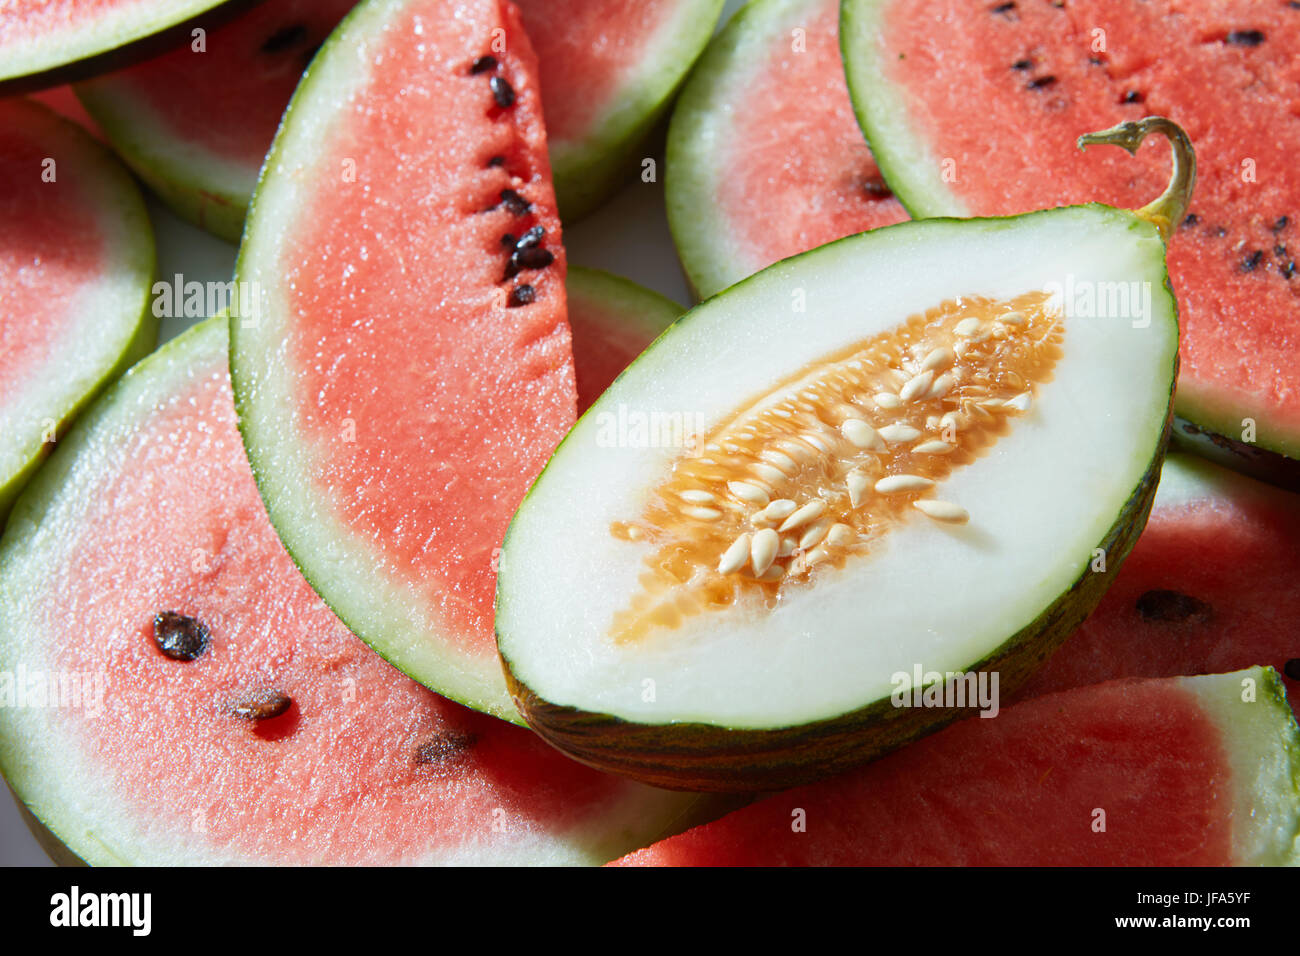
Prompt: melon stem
<box><xmin>1076</xmin><ymin>116</ymin><xmax>1196</xmax><ymax>242</ymax></box>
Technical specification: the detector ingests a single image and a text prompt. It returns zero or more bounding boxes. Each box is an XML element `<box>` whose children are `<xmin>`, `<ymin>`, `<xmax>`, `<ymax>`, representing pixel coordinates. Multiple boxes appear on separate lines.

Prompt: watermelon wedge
<box><xmin>74</xmin><ymin>0</ymin><xmax>723</xmax><ymax>240</ymax></box>
<box><xmin>1019</xmin><ymin>453</ymin><xmax>1300</xmax><ymax>712</ymax></box>
<box><xmin>231</xmin><ymin>0</ymin><xmax>575</xmax><ymax>720</ymax></box>
<box><xmin>0</xmin><ymin>97</ymin><xmax>156</xmax><ymax>522</ymax></box>
<box><xmin>0</xmin><ymin>0</ymin><xmax>251</xmax><ymax>91</ymax></box>
<box><xmin>841</xmin><ymin>0</ymin><xmax>1300</xmax><ymax>469</ymax></box>
<box><xmin>612</xmin><ymin>668</ymin><xmax>1300</xmax><ymax>866</ymax></box>
<box><xmin>667</xmin><ymin>0</ymin><xmax>907</xmax><ymax>300</ymax></box>
<box><xmin>567</xmin><ymin>266</ymin><xmax>683</xmax><ymax>414</ymax></box>
<box><xmin>0</xmin><ymin>317</ymin><xmax>703</xmax><ymax>866</ymax></box>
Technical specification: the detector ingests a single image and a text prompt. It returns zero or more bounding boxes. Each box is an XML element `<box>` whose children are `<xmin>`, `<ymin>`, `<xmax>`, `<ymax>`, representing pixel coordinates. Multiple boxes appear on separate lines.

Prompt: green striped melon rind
<box><xmin>0</xmin><ymin>0</ymin><xmax>259</xmax><ymax>94</ymax></box>
<box><xmin>837</xmin><ymin>0</ymin><xmax>1300</xmax><ymax>471</ymax></box>
<box><xmin>0</xmin><ymin>99</ymin><xmax>158</xmax><ymax>525</ymax></box>
<box><xmin>550</xmin><ymin>0</ymin><xmax>726</xmax><ymax>222</ymax></box>
<box><xmin>499</xmin><ymin>205</ymin><xmax>1180</xmax><ymax>792</ymax></box>
<box><xmin>568</xmin><ymin>265</ymin><xmax>686</xmax><ymax>341</ymax></box>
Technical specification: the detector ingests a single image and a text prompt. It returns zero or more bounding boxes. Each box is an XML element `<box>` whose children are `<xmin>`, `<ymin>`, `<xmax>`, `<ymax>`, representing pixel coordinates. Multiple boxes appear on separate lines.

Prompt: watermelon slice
<box><xmin>1019</xmin><ymin>453</ymin><xmax>1300</xmax><ymax>712</ymax></box>
<box><xmin>0</xmin><ymin>317</ymin><xmax>703</xmax><ymax>865</ymax></box>
<box><xmin>74</xmin><ymin>0</ymin><xmax>724</xmax><ymax>240</ymax></box>
<box><xmin>667</xmin><ymin>0</ymin><xmax>908</xmax><ymax>300</ymax></box>
<box><xmin>611</xmin><ymin>668</ymin><xmax>1300</xmax><ymax>866</ymax></box>
<box><xmin>567</xmin><ymin>266</ymin><xmax>683</xmax><ymax>414</ymax></box>
<box><xmin>231</xmin><ymin>0</ymin><xmax>576</xmax><ymax>720</ymax></box>
<box><xmin>841</xmin><ymin>0</ymin><xmax>1300</xmax><ymax>469</ymax></box>
<box><xmin>0</xmin><ymin>0</ymin><xmax>251</xmax><ymax>91</ymax></box>
<box><xmin>0</xmin><ymin>97</ymin><xmax>156</xmax><ymax>522</ymax></box>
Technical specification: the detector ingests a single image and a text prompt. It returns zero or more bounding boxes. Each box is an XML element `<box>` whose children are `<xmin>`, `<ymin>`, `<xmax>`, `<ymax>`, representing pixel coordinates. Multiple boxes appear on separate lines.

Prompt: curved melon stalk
<box><xmin>497</xmin><ymin>121</ymin><xmax>1190</xmax><ymax>791</ymax></box>
<box><xmin>74</xmin><ymin>0</ymin><xmax>724</xmax><ymax>241</ymax></box>
<box><xmin>840</xmin><ymin>0</ymin><xmax>1300</xmax><ymax>478</ymax></box>
<box><xmin>0</xmin><ymin>318</ymin><xmax>707</xmax><ymax>866</ymax></box>
<box><xmin>0</xmin><ymin>98</ymin><xmax>157</xmax><ymax>522</ymax></box>
<box><xmin>611</xmin><ymin>668</ymin><xmax>1300</xmax><ymax>866</ymax></box>
<box><xmin>232</xmin><ymin>0</ymin><xmax>576</xmax><ymax>721</ymax></box>
<box><xmin>0</xmin><ymin>0</ymin><xmax>254</xmax><ymax>92</ymax></box>
<box><xmin>667</xmin><ymin>0</ymin><xmax>908</xmax><ymax>300</ymax></box>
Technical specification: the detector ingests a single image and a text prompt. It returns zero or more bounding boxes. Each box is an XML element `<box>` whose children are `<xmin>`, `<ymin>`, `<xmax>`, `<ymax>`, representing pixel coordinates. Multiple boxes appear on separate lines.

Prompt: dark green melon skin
<box><xmin>1172</xmin><ymin>418</ymin><xmax>1300</xmax><ymax>494</ymax></box>
<box><xmin>504</xmin><ymin>412</ymin><xmax>1174</xmax><ymax>793</ymax></box>
<box><xmin>0</xmin><ymin>0</ymin><xmax>263</xmax><ymax>96</ymax></box>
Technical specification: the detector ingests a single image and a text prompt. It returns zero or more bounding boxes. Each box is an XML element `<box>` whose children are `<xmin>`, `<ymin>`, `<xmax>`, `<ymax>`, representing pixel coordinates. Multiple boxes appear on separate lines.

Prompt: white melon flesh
<box><xmin>498</xmin><ymin>206</ymin><xmax>1178</xmax><ymax>735</ymax></box>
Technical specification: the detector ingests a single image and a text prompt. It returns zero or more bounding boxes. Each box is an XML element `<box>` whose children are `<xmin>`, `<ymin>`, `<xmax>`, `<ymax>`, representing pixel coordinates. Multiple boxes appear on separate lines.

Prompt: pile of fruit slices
<box><xmin>0</xmin><ymin>0</ymin><xmax>1297</xmax><ymax>866</ymax></box>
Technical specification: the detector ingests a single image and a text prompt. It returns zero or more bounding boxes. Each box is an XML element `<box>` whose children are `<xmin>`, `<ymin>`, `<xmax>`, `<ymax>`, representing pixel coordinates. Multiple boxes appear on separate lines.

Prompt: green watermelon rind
<box><xmin>837</xmin><ymin>0</ymin><xmax>1300</xmax><ymax>464</ymax></box>
<box><xmin>567</xmin><ymin>264</ymin><xmax>686</xmax><ymax>341</ymax></box>
<box><xmin>0</xmin><ymin>101</ymin><xmax>158</xmax><ymax>525</ymax></box>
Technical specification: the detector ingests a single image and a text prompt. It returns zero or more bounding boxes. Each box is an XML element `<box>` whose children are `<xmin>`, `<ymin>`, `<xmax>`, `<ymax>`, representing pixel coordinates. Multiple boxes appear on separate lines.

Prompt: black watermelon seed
<box><xmin>515</xmin><ymin>247</ymin><xmax>554</xmax><ymax>270</ymax></box>
<box><xmin>414</xmin><ymin>730</ymin><xmax>476</xmax><ymax>765</ymax></box>
<box><xmin>489</xmin><ymin>75</ymin><xmax>516</xmax><ymax>108</ymax></box>
<box><xmin>487</xmin><ymin>155</ymin><xmax>506</xmax><ymax>168</ymax></box>
<box><xmin>1283</xmin><ymin>261</ymin><xmax>1297</xmax><ymax>279</ymax></box>
<box><xmin>1241</xmin><ymin>250</ymin><xmax>1264</xmax><ymax>272</ymax></box>
<box><xmin>231</xmin><ymin>690</ymin><xmax>292</xmax><ymax>721</ymax></box>
<box><xmin>1182</xmin><ymin>213</ymin><xmax>1199</xmax><ymax>228</ymax></box>
<box><xmin>508</xmin><ymin>285</ymin><xmax>536</xmax><ymax>307</ymax></box>
<box><xmin>1121</xmin><ymin>89</ymin><xmax>1144</xmax><ymax>104</ymax></box>
<box><xmin>1027</xmin><ymin>75</ymin><xmax>1057</xmax><ymax>90</ymax></box>
<box><xmin>515</xmin><ymin>225</ymin><xmax>545</xmax><ymax>250</ymax></box>
<box><xmin>1285</xmin><ymin>659</ymin><xmax>1300</xmax><ymax>681</ymax></box>
<box><xmin>1276</xmin><ymin>245</ymin><xmax>1288</xmax><ymax>257</ymax></box>
<box><xmin>1225</xmin><ymin>30</ymin><xmax>1265</xmax><ymax>46</ymax></box>
<box><xmin>261</xmin><ymin>24</ymin><xmax>308</xmax><ymax>55</ymax></box>
<box><xmin>1088</xmin><ymin>56</ymin><xmax>1105</xmax><ymax>66</ymax></box>
<box><xmin>862</xmin><ymin>175</ymin><xmax>893</xmax><ymax>199</ymax></box>
<box><xmin>501</xmin><ymin>233</ymin><xmax>517</xmax><ymax>248</ymax></box>
<box><xmin>153</xmin><ymin>611</ymin><xmax>211</xmax><ymax>662</ymax></box>
<box><xmin>500</xmin><ymin>188</ymin><xmax>531</xmax><ymax>215</ymax></box>
<box><xmin>1135</xmin><ymin>589</ymin><xmax>1212</xmax><ymax>624</ymax></box>
<box><xmin>991</xmin><ymin>2</ymin><xmax>1016</xmax><ymax>14</ymax></box>
<box><xmin>470</xmin><ymin>55</ymin><xmax>498</xmax><ymax>74</ymax></box>
<box><xmin>1273</xmin><ymin>216</ymin><xmax>1289</xmax><ymax>233</ymax></box>
<box><xmin>1011</xmin><ymin>59</ymin><xmax>1033</xmax><ymax>70</ymax></box>
<box><xmin>1212</xmin><ymin>225</ymin><xmax>1228</xmax><ymax>237</ymax></box>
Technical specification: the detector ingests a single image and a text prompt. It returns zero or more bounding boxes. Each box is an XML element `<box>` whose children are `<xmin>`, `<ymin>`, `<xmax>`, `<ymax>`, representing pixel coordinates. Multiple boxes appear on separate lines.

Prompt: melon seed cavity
<box><xmin>152</xmin><ymin>611</ymin><xmax>211</xmax><ymax>662</ymax></box>
<box><xmin>608</xmin><ymin>294</ymin><xmax>1064</xmax><ymax>643</ymax></box>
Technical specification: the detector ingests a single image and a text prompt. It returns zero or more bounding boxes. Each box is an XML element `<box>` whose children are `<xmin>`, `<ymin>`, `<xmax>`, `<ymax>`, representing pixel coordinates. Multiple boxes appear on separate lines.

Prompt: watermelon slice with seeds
<box><xmin>0</xmin><ymin>97</ymin><xmax>156</xmax><ymax>522</ymax></box>
<box><xmin>0</xmin><ymin>0</ymin><xmax>253</xmax><ymax>91</ymax></box>
<box><xmin>232</xmin><ymin>0</ymin><xmax>576</xmax><ymax>720</ymax></box>
<box><xmin>1018</xmin><ymin>453</ymin><xmax>1300</xmax><ymax>712</ymax></box>
<box><xmin>73</xmin><ymin>0</ymin><xmax>724</xmax><ymax>240</ymax></box>
<box><xmin>0</xmin><ymin>316</ymin><xmax>704</xmax><ymax>866</ymax></box>
<box><xmin>612</xmin><ymin>668</ymin><xmax>1300</xmax><ymax>866</ymax></box>
<box><xmin>841</xmin><ymin>0</ymin><xmax>1300</xmax><ymax>474</ymax></box>
<box><xmin>667</xmin><ymin>0</ymin><xmax>908</xmax><ymax>300</ymax></box>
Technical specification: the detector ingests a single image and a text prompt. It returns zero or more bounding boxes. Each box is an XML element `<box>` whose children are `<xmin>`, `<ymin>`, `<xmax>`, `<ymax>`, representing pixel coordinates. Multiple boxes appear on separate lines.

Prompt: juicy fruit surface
<box><xmin>234</xmin><ymin>0</ymin><xmax>573</xmax><ymax>715</ymax></box>
<box><xmin>614</xmin><ymin>674</ymin><xmax>1242</xmax><ymax>866</ymax></box>
<box><xmin>669</xmin><ymin>0</ymin><xmax>907</xmax><ymax>299</ymax></box>
<box><xmin>864</xmin><ymin>0</ymin><xmax>1300</xmax><ymax>452</ymax></box>
<box><xmin>1019</xmin><ymin>455</ymin><xmax>1300</xmax><ymax>712</ymax></box>
<box><xmin>0</xmin><ymin>321</ymin><xmax>692</xmax><ymax>866</ymax></box>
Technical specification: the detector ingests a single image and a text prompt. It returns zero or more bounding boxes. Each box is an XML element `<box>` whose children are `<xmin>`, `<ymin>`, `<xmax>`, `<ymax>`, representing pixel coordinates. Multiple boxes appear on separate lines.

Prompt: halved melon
<box><xmin>0</xmin><ymin>97</ymin><xmax>156</xmax><ymax>521</ymax></box>
<box><xmin>232</xmin><ymin>0</ymin><xmax>575</xmax><ymax>720</ymax></box>
<box><xmin>498</xmin><ymin>201</ymin><xmax>1180</xmax><ymax>791</ymax></box>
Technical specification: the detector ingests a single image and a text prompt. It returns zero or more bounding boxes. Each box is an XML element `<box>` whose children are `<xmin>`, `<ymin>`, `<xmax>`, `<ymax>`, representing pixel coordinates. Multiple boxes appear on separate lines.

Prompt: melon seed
<box><xmin>231</xmin><ymin>690</ymin><xmax>292</xmax><ymax>721</ymax></box>
<box><xmin>489</xmin><ymin>75</ymin><xmax>516</xmax><ymax>108</ymax></box>
<box><xmin>152</xmin><ymin>611</ymin><xmax>210</xmax><ymax>662</ymax></box>
<box><xmin>499</xmin><ymin>189</ymin><xmax>531</xmax><ymax>215</ymax></box>
<box><xmin>1285</xmin><ymin>659</ymin><xmax>1300</xmax><ymax>681</ymax></box>
<box><xmin>507</xmin><ymin>285</ymin><xmax>536</xmax><ymax>307</ymax></box>
<box><xmin>414</xmin><ymin>730</ymin><xmax>476</xmax><ymax>766</ymax></box>
<box><xmin>261</xmin><ymin>24</ymin><xmax>308</xmax><ymax>55</ymax></box>
<box><xmin>470</xmin><ymin>55</ymin><xmax>499</xmax><ymax>74</ymax></box>
<box><xmin>1225</xmin><ymin>30</ymin><xmax>1265</xmax><ymax>46</ymax></box>
<box><xmin>1027</xmin><ymin>76</ymin><xmax>1057</xmax><ymax>91</ymax></box>
<box><xmin>487</xmin><ymin>155</ymin><xmax>506</xmax><ymax>168</ymax></box>
<box><xmin>1135</xmin><ymin>589</ymin><xmax>1212</xmax><ymax>624</ymax></box>
<box><xmin>750</xmin><ymin>529</ymin><xmax>779</xmax><ymax>575</ymax></box>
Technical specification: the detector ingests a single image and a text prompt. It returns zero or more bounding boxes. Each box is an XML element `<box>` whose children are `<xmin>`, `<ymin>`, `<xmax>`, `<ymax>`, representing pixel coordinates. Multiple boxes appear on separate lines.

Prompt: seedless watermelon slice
<box><xmin>612</xmin><ymin>668</ymin><xmax>1300</xmax><ymax>866</ymax></box>
<box><xmin>0</xmin><ymin>97</ymin><xmax>156</xmax><ymax>521</ymax></box>
<box><xmin>0</xmin><ymin>0</ymin><xmax>250</xmax><ymax>90</ymax></box>
<box><xmin>667</xmin><ymin>0</ymin><xmax>907</xmax><ymax>300</ymax></box>
<box><xmin>567</xmin><ymin>266</ymin><xmax>683</xmax><ymax>414</ymax></box>
<box><xmin>74</xmin><ymin>0</ymin><xmax>723</xmax><ymax>240</ymax></box>
<box><xmin>841</xmin><ymin>0</ymin><xmax>1300</xmax><ymax>466</ymax></box>
<box><xmin>233</xmin><ymin>0</ymin><xmax>575</xmax><ymax>720</ymax></box>
<box><xmin>0</xmin><ymin>317</ymin><xmax>701</xmax><ymax>865</ymax></box>
<box><xmin>1019</xmin><ymin>453</ymin><xmax>1300</xmax><ymax>712</ymax></box>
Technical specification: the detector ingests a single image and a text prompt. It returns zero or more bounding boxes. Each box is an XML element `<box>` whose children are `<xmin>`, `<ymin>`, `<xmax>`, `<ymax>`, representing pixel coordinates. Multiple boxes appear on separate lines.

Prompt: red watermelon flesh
<box><xmin>854</xmin><ymin>0</ymin><xmax>1300</xmax><ymax>457</ymax></box>
<box><xmin>0</xmin><ymin>318</ymin><xmax>698</xmax><ymax>866</ymax></box>
<box><xmin>668</xmin><ymin>0</ymin><xmax>908</xmax><ymax>300</ymax></box>
<box><xmin>1017</xmin><ymin>454</ymin><xmax>1300</xmax><ymax>713</ymax></box>
<box><xmin>611</xmin><ymin>668</ymin><xmax>1300</xmax><ymax>866</ymax></box>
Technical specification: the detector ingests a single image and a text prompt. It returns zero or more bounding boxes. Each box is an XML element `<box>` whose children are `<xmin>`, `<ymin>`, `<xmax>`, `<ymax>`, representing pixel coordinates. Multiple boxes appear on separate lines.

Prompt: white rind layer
<box><xmin>499</xmin><ymin>206</ymin><xmax>1178</xmax><ymax>728</ymax></box>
